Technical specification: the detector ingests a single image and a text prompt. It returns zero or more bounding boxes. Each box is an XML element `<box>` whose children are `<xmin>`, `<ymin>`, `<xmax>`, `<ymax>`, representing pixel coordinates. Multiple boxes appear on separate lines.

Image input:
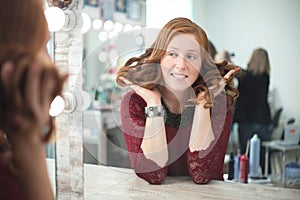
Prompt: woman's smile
<box><xmin>170</xmin><ymin>72</ymin><xmax>188</xmax><ymax>79</ymax></box>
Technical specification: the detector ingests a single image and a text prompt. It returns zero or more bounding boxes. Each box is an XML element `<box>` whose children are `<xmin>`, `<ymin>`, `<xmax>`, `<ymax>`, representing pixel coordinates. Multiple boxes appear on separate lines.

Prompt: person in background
<box><xmin>233</xmin><ymin>48</ymin><xmax>271</xmax><ymax>173</ymax></box>
<box><xmin>215</xmin><ymin>50</ymin><xmax>234</xmax><ymax>64</ymax></box>
<box><xmin>116</xmin><ymin>17</ymin><xmax>240</xmax><ymax>184</ymax></box>
<box><xmin>0</xmin><ymin>0</ymin><xmax>66</xmax><ymax>199</ymax></box>
<box><xmin>208</xmin><ymin>40</ymin><xmax>217</xmax><ymax>60</ymax></box>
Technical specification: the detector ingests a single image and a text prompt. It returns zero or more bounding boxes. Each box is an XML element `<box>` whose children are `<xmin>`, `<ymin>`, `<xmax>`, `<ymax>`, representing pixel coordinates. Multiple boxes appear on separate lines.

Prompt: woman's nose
<box><xmin>174</xmin><ymin>56</ymin><xmax>186</xmax><ymax>70</ymax></box>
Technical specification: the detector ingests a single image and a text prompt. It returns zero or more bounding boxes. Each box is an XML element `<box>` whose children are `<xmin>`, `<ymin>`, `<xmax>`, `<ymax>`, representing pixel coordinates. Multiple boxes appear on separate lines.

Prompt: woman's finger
<box><xmin>40</xmin><ymin>70</ymin><xmax>56</xmax><ymax>109</ymax></box>
<box><xmin>120</xmin><ymin>77</ymin><xmax>141</xmax><ymax>91</ymax></box>
<box><xmin>24</xmin><ymin>63</ymin><xmax>41</xmax><ymax>113</ymax></box>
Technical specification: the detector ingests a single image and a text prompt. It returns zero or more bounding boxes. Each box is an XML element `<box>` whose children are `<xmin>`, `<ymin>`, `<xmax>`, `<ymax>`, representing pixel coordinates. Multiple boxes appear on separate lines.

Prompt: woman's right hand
<box><xmin>120</xmin><ymin>77</ymin><xmax>161</xmax><ymax>106</ymax></box>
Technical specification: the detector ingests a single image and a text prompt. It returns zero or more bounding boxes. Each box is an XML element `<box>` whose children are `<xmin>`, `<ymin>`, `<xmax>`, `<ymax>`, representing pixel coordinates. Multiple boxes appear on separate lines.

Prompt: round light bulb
<box><xmin>104</xmin><ymin>20</ymin><xmax>114</xmax><ymax>31</ymax></box>
<box><xmin>98</xmin><ymin>51</ymin><xmax>107</xmax><ymax>62</ymax></box>
<box><xmin>44</xmin><ymin>7</ymin><xmax>65</xmax><ymax>32</ymax></box>
<box><xmin>93</xmin><ymin>19</ymin><xmax>103</xmax><ymax>30</ymax></box>
<box><xmin>113</xmin><ymin>22</ymin><xmax>123</xmax><ymax>32</ymax></box>
<box><xmin>49</xmin><ymin>95</ymin><xmax>65</xmax><ymax>116</ymax></box>
<box><xmin>98</xmin><ymin>31</ymin><xmax>108</xmax><ymax>42</ymax></box>
<box><xmin>81</xmin><ymin>12</ymin><xmax>92</xmax><ymax>34</ymax></box>
<box><xmin>123</xmin><ymin>24</ymin><xmax>133</xmax><ymax>32</ymax></box>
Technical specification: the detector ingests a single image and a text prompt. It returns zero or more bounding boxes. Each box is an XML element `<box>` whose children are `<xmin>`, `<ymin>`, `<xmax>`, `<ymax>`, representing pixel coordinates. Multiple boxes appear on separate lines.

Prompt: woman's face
<box><xmin>160</xmin><ymin>33</ymin><xmax>202</xmax><ymax>92</ymax></box>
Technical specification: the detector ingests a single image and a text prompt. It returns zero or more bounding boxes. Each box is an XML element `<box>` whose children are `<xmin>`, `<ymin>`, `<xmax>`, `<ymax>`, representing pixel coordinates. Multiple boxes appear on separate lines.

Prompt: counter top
<box><xmin>47</xmin><ymin>160</ymin><xmax>300</xmax><ymax>199</ymax></box>
<box><xmin>84</xmin><ymin>164</ymin><xmax>300</xmax><ymax>200</ymax></box>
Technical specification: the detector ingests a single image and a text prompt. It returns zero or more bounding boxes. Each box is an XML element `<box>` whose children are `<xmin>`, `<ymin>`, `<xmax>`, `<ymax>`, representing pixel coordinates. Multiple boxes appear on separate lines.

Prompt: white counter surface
<box><xmin>47</xmin><ymin>159</ymin><xmax>300</xmax><ymax>199</ymax></box>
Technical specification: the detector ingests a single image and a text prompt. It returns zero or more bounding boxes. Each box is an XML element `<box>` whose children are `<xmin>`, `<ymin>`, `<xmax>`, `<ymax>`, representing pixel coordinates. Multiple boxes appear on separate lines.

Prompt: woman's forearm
<box><xmin>141</xmin><ymin>116</ymin><xmax>168</xmax><ymax>167</ymax></box>
<box><xmin>189</xmin><ymin>102</ymin><xmax>214</xmax><ymax>152</ymax></box>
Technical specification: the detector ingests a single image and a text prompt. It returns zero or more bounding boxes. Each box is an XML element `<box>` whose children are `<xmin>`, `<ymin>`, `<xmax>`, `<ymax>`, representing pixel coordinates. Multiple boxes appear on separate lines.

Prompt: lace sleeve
<box><xmin>120</xmin><ymin>91</ymin><xmax>168</xmax><ymax>184</ymax></box>
<box><xmin>187</xmin><ymin>94</ymin><xmax>233</xmax><ymax>184</ymax></box>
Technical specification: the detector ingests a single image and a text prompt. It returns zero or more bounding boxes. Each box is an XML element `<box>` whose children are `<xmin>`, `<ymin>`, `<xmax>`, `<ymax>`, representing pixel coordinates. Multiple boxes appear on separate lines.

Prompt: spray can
<box><xmin>249</xmin><ymin>134</ymin><xmax>260</xmax><ymax>178</ymax></box>
<box><xmin>239</xmin><ymin>154</ymin><xmax>249</xmax><ymax>183</ymax></box>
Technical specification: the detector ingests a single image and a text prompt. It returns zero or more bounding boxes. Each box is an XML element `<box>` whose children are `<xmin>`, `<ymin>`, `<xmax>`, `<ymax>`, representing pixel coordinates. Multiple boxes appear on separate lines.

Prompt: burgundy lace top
<box><xmin>120</xmin><ymin>90</ymin><xmax>233</xmax><ymax>184</ymax></box>
<box><xmin>0</xmin><ymin>156</ymin><xmax>26</xmax><ymax>200</ymax></box>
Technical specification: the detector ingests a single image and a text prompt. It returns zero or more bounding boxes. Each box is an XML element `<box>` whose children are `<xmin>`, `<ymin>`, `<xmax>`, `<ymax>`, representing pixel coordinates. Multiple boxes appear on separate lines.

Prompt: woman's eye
<box><xmin>187</xmin><ymin>54</ymin><xmax>196</xmax><ymax>60</ymax></box>
<box><xmin>168</xmin><ymin>52</ymin><xmax>176</xmax><ymax>57</ymax></box>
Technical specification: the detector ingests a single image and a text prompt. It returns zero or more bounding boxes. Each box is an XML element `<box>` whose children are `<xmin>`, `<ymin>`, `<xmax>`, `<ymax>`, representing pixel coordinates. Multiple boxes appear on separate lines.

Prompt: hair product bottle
<box><xmin>239</xmin><ymin>154</ymin><xmax>249</xmax><ymax>183</ymax></box>
<box><xmin>249</xmin><ymin>134</ymin><xmax>260</xmax><ymax>178</ymax></box>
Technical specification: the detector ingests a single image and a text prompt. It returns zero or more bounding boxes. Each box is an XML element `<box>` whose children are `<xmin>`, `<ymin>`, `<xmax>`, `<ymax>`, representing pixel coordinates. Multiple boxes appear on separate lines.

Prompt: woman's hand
<box><xmin>210</xmin><ymin>67</ymin><xmax>240</xmax><ymax>97</ymax></box>
<box><xmin>0</xmin><ymin>60</ymin><xmax>65</xmax><ymax>200</ymax></box>
<box><xmin>1</xmin><ymin>62</ymin><xmax>65</xmax><ymax>144</ymax></box>
<box><xmin>120</xmin><ymin>77</ymin><xmax>161</xmax><ymax>106</ymax></box>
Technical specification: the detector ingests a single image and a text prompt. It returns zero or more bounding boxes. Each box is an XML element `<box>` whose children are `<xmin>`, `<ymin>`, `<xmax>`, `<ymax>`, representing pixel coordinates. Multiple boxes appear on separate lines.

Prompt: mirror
<box><xmin>81</xmin><ymin>0</ymin><xmax>146</xmax><ymax>169</ymax></box>
<box><xmin>48</xmin><ymin>0</ymin><xmax>300</xmax><ymax>195</ymax></box>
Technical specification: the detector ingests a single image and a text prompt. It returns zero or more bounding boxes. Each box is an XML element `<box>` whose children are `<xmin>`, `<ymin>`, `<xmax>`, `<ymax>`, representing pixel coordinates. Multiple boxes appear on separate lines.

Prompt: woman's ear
<box><xmin>1</xmin><ymin>61</ymin><xmax>14</xmax><ymax>87</ymax></box>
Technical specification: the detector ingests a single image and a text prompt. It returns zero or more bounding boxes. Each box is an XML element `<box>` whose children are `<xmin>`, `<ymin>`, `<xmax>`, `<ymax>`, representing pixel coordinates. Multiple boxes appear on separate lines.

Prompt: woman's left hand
<box><xmin>210</xmin><ymin>67</ymin><xmax>240</xmax><ymax>97</ymax></box>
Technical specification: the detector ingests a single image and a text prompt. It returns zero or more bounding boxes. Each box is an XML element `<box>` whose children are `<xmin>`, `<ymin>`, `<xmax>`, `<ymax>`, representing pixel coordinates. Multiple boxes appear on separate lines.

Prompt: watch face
<box><xmin>145</xmin><ymin>106</ymin><xmax>165</xmax><ymax>118</ymax></box>
<box><xmin>148</xmin><ymin>110</ymin><xmax>155</xmax><ymax>117</ymax></box>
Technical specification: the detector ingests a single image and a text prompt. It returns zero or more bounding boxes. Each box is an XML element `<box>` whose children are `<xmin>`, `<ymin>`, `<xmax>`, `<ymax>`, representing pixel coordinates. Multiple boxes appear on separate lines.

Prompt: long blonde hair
<box><xmin>116</xmin><ymin>17</ymin><xmax>238</xmax><ymax>108</ymax></box>
<box><xmin>247</xmin><ymin>48</ymin><xmax>270</xmax><ymax>75</ymax></box>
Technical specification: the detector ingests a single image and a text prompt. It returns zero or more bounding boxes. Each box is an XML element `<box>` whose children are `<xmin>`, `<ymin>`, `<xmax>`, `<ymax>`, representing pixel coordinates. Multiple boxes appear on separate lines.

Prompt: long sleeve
<box><xmin>0</xmin><ymin>156</ymin><xmax>27</xmax><ymax>200</ymax></box>
<box><xmin>121</xmin><ymin>90</ymin><xmax>233</xmax><ymax>184</ymax></box>
<box><xmin>120</xmin><ymin>91</ymin><xmax>168</xmax><ymax>184</ymax></box>
<box><xmin>187</xmin><ymin>95</ymin><xmax>233</xmax><ymax>184</ymax></box>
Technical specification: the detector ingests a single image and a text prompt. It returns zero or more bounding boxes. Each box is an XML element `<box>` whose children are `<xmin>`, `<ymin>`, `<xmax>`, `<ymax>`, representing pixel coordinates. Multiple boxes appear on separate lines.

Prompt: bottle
<box><xmin>228</xmin><ymin>152</ymin><xmax>234</xmax><ymax>180</ymax></box>
<box><xmin>239</xmin><ymin>154</ymin><xmax>249</xmax><ymax>183</ymax></box>
<box><xmin>234</xmin><ymin>149</ymin><xmax>241</xmax><ymax>181</ymax></box>
<box><xmin>249</xmin><ymin>134</ymin><xmax>260</xmax><ymax>178</ymax></box>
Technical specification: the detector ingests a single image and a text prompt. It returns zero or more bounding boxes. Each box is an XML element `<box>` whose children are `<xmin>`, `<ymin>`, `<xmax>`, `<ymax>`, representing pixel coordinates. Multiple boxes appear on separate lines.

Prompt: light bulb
<box><xmin>93</xmin><ymin>19</ymin><xmax>103</xmax><ymax>30</ymax></box>
<box><xmin>49</xmin><ymin>95</ymin><xmax>65</xmax><ymax>116</ymax></box>
<box><xmin>113</xmin><ymin>22</ymin><xmax>123</xmax><ymax>32</ymax></box>
<box><xmin>104</xmin><ymin>20</ymin><xmax>114</xmax><ymax>31</ymax></box>
<box><xmin>81</xmin><ymin>12</ymin><xmax>92</xmax><ymax>34</ymax></box>
<box><xmin>98</xmin><ymin>51</ymin><xmax>107</xmax><ymax>62</ymax></box>
<box><xmin>98</xmin><ymin>31</ymin><xmax>108</xmax><ymax>42</ymax></box>
<box><xmin>123</xmin><ymin>24</ymin><xmax>133</xmax><ymax>32</ymax></box>
<box><xmin>44</xmin><ymin>7</ymin><xmax>65</xmax><ymax>32</ymax></box>
<box><xmin>49</xmin><ymin>91</ymin><xmax>90</xmax><ymax>116</ymax></box>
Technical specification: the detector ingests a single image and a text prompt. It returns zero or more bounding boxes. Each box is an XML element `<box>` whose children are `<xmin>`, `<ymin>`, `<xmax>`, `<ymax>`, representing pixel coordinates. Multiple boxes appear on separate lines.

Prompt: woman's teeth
<box><xmin>171</xmin><ymin>73</ymin><xmax>187</xmax><ymax>78</ymax></box>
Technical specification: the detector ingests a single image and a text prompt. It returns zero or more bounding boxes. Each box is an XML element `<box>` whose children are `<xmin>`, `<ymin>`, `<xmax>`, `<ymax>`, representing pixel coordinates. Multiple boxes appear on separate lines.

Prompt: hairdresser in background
<box><xmin>233</xmin><ymin>48</ymin><xmax>271</xmax><ymax>172</ymax></box>
<box><xmin>0</xmin><ymin>0</ymin><xmax>66</xmax><ymax>199</ymax></box>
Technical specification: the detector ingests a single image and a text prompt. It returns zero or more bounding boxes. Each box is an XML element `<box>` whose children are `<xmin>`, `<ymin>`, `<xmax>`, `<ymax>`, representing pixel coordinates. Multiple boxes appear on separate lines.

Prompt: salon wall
<box><xmin>193</xmin><ymin>0</ymin><xmax>300</xmax><ymax>124</ymax></box>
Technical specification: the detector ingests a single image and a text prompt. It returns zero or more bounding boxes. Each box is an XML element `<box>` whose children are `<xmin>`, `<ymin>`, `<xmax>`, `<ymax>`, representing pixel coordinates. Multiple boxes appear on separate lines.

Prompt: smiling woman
<box><xmin>115</xmin><ymin>17</ymin><xmax>240</xmax><ymax>184</ymax></box>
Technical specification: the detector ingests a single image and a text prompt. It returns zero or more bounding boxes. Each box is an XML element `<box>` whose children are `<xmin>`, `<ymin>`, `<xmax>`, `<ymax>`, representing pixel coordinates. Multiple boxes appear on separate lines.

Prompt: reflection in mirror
<box><xmin>81</xmin><ymin>1</ymin><xmax>147</xmax><ymax>169</ymax></box>
<box><xmin>46</xmin><ymin>0</ymin><xmax>74</xmax><ymax>9</ymax></box>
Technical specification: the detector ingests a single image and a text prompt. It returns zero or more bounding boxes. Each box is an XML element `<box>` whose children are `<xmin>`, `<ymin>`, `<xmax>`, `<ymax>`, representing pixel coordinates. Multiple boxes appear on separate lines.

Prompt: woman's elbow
<box><xmin>136</xmin><ymin>172</ymin><xmax>167</xmax><ymax>185</ymax></box>
<box><xmin>191</xmin><ymin>175</ymin><xmax>210</xmax><ymax>184</ymax></box>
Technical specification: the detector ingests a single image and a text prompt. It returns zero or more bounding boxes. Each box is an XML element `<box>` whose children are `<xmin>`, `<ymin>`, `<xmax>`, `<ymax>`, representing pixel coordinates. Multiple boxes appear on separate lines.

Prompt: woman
<box><xmin>0</xmin><ymin>0</ymin><xmax>65</xmax><ymax>199</ymax></box>
<box><xmin>233</xmin><ymin>48</ymin><xmax>271</xmax><ymax>172</ymax></box>
<box><xmin>116</xmin><ymin>17</ymin><xmax>240</xmax><ymax>184</ymax></box>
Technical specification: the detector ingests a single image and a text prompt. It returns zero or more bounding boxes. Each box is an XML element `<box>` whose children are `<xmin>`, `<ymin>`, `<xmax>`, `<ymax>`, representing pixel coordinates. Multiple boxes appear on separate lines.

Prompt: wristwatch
<box><xmin>145</xmin><ymin>106</ymin><xmax>165</xmax><ymax>118</ymax></box>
